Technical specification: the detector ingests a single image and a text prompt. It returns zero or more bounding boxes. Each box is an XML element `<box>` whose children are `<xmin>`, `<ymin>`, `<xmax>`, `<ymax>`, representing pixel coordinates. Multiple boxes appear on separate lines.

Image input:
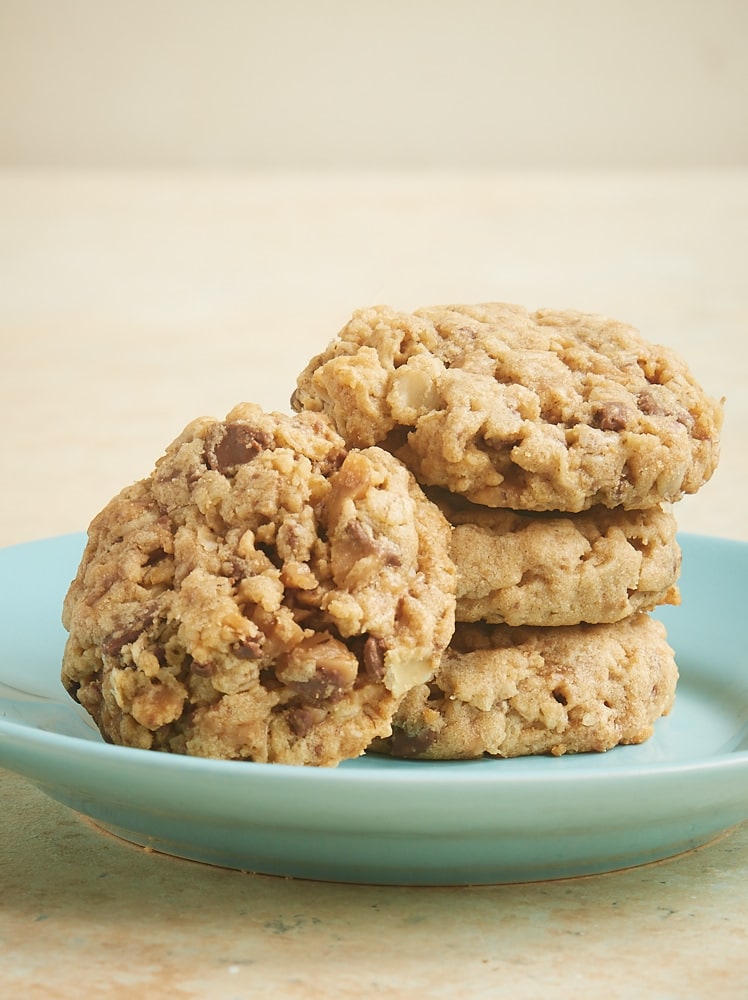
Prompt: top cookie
<box><xmin>292</xmin><ymin>303</ymin><xmax>723</xmax><ymax>511</ymax></box>
<box><xmin>61</xmin><ymin>403</ymin><xmax>456</xmax><ymax>766</ymax></box>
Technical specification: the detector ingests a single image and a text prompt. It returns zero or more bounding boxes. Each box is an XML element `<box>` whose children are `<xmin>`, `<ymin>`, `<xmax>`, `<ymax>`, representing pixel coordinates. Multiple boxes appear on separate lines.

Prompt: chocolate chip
<box><xmin>145</xmin><ymin>547</ymin><xmax>168</xmax><ymax>567</ymax></box>
<box><xmin>287</xmin><ymin>705</ymin><xmax>327</xmax><ymax>737</ymax></box>
<box><xmin>206</xmin><ymin>423</ymin><xmax>272</xmax><ymax>474</ymax></box>
<box><xmin>592</xmin><ymin>402</ymin><xmax>630</xmax><ymax>432</ymax></box>
<box><xmin>637</xmin><ymin>389</ymin><xmax>664</xmax><ymax>416</ymax></box>
<box><xmin>285</xmin><ymin>669</ymin><xmax>349</xmax><ymax>703</ymax></box>
<box><xmin>260</xmin><ymin>667</ymin><xmax>283</xmax><ymax>692</ymax></box>
<box><xmin>637</xmin><ymin>390</ymin><xmax>694</xmax><ymax>430</ymax></box>
<box><xmin>362</xmin><ymin>635</ymin><xmax>386</xmax><ymax>680</ymax></box>
<box><xmin>320</xmin><ymin>447</ymin><xmax>348</xmax><ymax>476</ymax></box>
<box><xmin>344</xmin><ymin>519</ymin><xmax>401</xmax><ymax>566</ymax></box>
<box><xmin>234</xmin><ymin>638</ymin><xmax>263</xmax><ymax>660</ymax></box>
<box><xmin>388</xmin><ymin>725</ymin><xmax>437</xmax><ymax>757</ymax></box>
<box><xmin>102</xmin><ymin>624</ymin><xmax>145</xmax><ymax>657</ymax></box>
<box><xmin>101</xmin><ymin>603</ymin><xmax>160</xmax><ymax>657</ymax></box>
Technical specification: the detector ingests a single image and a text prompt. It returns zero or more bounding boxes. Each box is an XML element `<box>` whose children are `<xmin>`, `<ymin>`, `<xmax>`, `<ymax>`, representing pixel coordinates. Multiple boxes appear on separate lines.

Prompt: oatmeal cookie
<box><xmin>292</xmin><ymin>303</ymin><xmax>723</xmax><ymax>511</ymax></box>
<box><xmin>61</xmin><ymin>404</ymin><xmax>456</xmax><ymax>766</ymax></box>
<box><xmin>431</xmin><ymin>488</ymin><xmax>681</xmax><ymax>626</ymax></box>
<box><xmin>370</xmin><ymin>614</ymin><xmax>677</xmax><ymax>760</ymax></box>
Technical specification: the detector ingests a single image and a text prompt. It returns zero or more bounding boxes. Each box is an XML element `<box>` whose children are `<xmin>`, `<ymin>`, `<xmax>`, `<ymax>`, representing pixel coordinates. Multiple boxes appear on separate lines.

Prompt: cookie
<box><xmin>61</xmin><ymin>403</ymin><xmax>456</xmax><ymax>766</ymax></box>
<box><xmin>292</xmin><ymin>303</ymin><xmax>723</xmax><ymax>511</ymax></box>
<box><xmin>370</xmin><ymin>614</ymin><xmax>677</xmax><ymax>760</ymax></box>
<box><xmin>430</xmin><ymin>488</ymin><xmax>681</xmax><ymax>626</ymax></box>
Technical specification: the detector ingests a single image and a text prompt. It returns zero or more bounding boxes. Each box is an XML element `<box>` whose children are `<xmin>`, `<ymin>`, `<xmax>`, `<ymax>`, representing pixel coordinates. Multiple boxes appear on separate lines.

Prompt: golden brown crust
<box><xmin>292</xmin><ymin>303</ymin><xmax>723</xmax><ymax>511</ymax></box>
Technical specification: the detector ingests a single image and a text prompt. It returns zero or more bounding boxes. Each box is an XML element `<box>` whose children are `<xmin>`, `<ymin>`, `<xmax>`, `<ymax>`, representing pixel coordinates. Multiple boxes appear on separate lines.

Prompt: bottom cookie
<box><xmin>370</xmin><ymin>614</ymin><xmax>677</xmax><ymax>760</ymax></box>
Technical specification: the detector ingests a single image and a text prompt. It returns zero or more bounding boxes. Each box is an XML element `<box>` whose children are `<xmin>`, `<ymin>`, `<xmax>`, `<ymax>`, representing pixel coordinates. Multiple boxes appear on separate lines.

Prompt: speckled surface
<box><xmin>1</xmin><ymin>171</ymin><xmax>747</xmax><ymax>997</ymax></box>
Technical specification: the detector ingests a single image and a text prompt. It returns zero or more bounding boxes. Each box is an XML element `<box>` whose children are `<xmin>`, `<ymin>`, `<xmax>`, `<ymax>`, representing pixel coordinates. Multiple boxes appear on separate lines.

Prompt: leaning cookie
<box><xmin>292</xmin><ymin>303</ymin><xmax>723</xmax><ymax>512</ymax></box>
<box><xmin>370</xmin><ymin>615</ymin><xmax>677</xmax><ymax>760</ymax></box>
<box><xmin>430</xmin><ymin>488</ymin><xmax>681</xmax><ymax>626</ymax></box>
<box><xmin>61</xmin><ymin>403</ymin><xmax>456</xmax><ymax>766</ymax></box>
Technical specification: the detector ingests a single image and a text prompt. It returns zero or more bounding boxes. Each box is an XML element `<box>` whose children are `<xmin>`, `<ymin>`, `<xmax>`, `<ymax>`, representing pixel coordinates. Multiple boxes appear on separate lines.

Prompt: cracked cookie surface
<box><xmin>61</xmin><ymin>403</ymin><xmax>456</xmax><ymax>766</ymax></box>
<box><xmin>431</xmin><ymin>488</ymin><xmax>681</xmax><ymax>626</ymax></box>
<box><xmin>292</xmin><ymin>303</ymin><xmax>723</xmax><ymax>511</ymax></box>
<box><xmin>370</xmin><ymin>614</ymin><xmax>677</xmax><ymax>760</ymax></box>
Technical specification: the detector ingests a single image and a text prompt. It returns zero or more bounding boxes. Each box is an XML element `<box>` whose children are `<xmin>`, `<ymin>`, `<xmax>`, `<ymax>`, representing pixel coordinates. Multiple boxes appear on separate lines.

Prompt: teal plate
<box><xmin>1</xmin><ymin>533</ymin><xmax>747</xmax><ymax>885</ymax></box>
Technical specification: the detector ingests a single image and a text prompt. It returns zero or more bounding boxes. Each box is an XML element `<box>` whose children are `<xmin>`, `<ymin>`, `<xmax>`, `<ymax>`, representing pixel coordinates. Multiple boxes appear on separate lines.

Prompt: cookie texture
<box><xmin>371</xmin><ymin>614</ymin><xmax>677</xmax><ymax>760</ymax></box>
<box><xmin>292</xmin><ymin>303</ymin><xmax>723</xmax><ymax>511</ymax></box>
<box><xmin>431</xmin><ymin>488</ymin><xmax>681</xmax><ymax>626</ymax></box>
<box><xmin>61</xmin><ymin>404</ymin><xmax>456</xmax><ymax>766</ymax></box>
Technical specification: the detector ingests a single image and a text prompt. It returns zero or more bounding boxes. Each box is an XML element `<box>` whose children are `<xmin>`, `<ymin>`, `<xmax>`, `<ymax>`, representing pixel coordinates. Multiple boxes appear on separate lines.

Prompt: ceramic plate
<box><xmin>1</xmin><ymin>532</ymin><xmax>747</xmax><ymax>885</ymax></box>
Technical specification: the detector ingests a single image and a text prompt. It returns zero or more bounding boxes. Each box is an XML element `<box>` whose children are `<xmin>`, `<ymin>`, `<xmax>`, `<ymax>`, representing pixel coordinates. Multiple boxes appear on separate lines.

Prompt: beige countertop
<box><xmin>1</xmin><ymin>169</ymin><xmax>747</xmax><ymax>997</ymax></box>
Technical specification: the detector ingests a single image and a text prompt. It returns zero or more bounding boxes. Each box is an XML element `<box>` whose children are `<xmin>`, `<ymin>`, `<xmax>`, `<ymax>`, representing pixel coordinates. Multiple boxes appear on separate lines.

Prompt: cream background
<box><xmin>2</xmin><ymin>6</ymin><xmax>748</xmax><ymax>998</ymax></box>
<box><xmin>1</xmin><ymin>0</ymin><xmax>747</xmax><ymax>169</ymax></box>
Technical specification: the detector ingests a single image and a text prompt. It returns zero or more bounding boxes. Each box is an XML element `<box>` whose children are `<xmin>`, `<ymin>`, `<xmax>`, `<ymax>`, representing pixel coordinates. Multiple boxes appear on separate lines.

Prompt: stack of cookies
<box><xmin>61</xmin><ymin>301</ymin><xmax>722</xmax><ymax>766</ymax></box>
<box><xmin>291</xmin><ymin>303</ymin><xmax>723</xmax><ymax>759</ymax></box>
